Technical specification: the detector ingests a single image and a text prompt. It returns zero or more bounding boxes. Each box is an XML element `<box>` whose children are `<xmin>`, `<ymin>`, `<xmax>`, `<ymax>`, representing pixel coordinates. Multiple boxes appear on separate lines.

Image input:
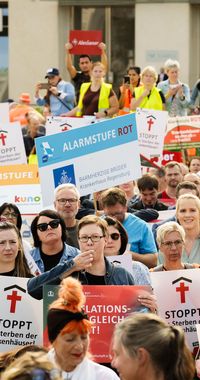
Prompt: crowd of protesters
<box><xmin>1</xmin><ymin>42</ymin><xmax>200</xmax><ymax>380</ymax></box>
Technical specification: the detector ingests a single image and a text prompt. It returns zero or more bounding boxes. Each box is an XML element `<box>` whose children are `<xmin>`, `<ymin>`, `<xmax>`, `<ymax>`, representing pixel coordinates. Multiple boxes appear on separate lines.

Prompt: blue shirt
<box><xmin>123</xmin><ymin>213</ymin><xmax>157</xmax><ymax>254</ymax></box>
<box><xmin>36</xmin><ymin>80</ymin><xmax>75</xmax><ymax>115</ymax></box>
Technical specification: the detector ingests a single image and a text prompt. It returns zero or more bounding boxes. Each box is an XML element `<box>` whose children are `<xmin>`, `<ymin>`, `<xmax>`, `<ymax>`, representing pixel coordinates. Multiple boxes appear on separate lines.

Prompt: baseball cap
<box><xmin>45</xmin><ymin>68</ymin><xmax>60</xmax><ymax>78</ymax></box>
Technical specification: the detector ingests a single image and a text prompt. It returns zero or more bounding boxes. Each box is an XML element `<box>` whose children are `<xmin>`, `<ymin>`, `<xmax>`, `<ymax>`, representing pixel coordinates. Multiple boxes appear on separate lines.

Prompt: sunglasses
<box><xmin>109</xmin><ymin>233</ymin><xmax>120</xmax><ymax>240</ymax></box>
<box><xmin>37</xmin><ymin>219</ymin><xmax>60</xmax><ymax>232</ymax></box>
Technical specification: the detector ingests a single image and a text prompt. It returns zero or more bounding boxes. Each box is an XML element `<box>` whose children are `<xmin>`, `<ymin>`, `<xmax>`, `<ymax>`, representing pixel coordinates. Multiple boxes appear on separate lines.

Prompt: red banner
<box><xmin>162</xmin><ymin>150</ymin><xmax>183</xmax><ymax>165</ymax></box>
<box><xmin>43</xmin><ymin>285</ymin><xmax>152</xmax><ymax>362</ymax></box>
<box><xmin>69</xmin><ymin>30</ymin><xmax>102</xmax><ymax>55</ymax></box>
<box><xmin>83</xmin><ymin>285</ymin><xmax>151</xmax><ymax>362</ymax></box>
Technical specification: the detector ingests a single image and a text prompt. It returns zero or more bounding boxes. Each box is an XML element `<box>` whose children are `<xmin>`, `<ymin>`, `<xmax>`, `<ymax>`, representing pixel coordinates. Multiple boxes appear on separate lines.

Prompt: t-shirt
<box><xmin>40</xmin><ymin>249</ymin><xmax>63</xmax><ymax>271</ymax></box>
<box><xmin>82</xmin><ymin>86</ymin><xmax>114</xmax><ymax>115</ymax></box>
<box><xmin>123</xmin><ymin>213</ymin><xmax>157</xmax><ymax>254</ymax></box>
<box><xmin>73</xmin><ymin>71</ymin><xmax>91</xmax><ymax>102</ymax></box>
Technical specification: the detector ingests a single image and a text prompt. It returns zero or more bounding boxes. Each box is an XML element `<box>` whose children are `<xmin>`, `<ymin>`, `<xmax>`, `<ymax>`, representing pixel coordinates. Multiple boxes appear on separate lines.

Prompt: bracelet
<box><xmin>104</xmin><ymin>109</ymin><xmax>108</xmax><ymax>116</ymax></box>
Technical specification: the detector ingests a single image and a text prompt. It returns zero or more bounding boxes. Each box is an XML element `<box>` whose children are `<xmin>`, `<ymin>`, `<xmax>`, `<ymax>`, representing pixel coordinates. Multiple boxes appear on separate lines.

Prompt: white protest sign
<box><xmin>136</xmin><ymin>108</ymin><xmax>168</xmax><ymax>166</ymax></box>
<box><xmin>35</xmin><ymin>114</ymin><xmax>141</xmax><ymax>206</ymax></box>
<box><xmin>150</xmin><ymin>269</ymin><xmax>200</xmax><ymax>353</ymax></box>
<box><xmin>106</xmin><ymin>254</ymin><xmax>133</xmax><ymax>276</ymax></box>
<box><xmin>0</xmin><ymin>164</ymin><xmax>42</xmax><ymax>214</ymax></box>
<box><xmin>45</xmin><ymin>116</ymin><xmax>93</xmax><ymax>135</ymax></box>
<box><xmin>0</xmin><ymin>102</ymin><xmax>9</xmax><ymax>124</ymax></box>
<box><xmin>0</xmin><ymin>277</ymin><xmax>43</xmax><ymax>351</ymax></box>
<box><xmin>0</xmin><ymin>122</ymin><xmax>27</xmax><ymax>165</ymax></box>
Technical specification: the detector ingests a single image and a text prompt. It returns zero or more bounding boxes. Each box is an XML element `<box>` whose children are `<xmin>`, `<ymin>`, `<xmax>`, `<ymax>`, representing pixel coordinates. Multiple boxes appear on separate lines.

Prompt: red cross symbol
<box><xmin>0</xmin><ymin>132</ymin><xmax>7</xmax><ymax>146</ymax></box>
<box><xmin>176</xmin><ymin>282</ymin><xmax>189</xmax><ymax>303</ymax></box>
<box><xmin>147</xmin><ymin>118</ymin><xmax>154</xmax><ymax>131</ymax></box>
<box><xmin>7</xmin><ymin>290</ymin><xmax>22</xmax><ymax>313</ymax></box>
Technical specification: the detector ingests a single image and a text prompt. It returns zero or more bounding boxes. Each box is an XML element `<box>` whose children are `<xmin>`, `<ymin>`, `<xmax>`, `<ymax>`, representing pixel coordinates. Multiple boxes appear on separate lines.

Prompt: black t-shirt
<box><xmin>0</xmin><ymin>268</ymin><xmax>16</xmax><ymax>276</ymax></box>
<box><xmin>40</xmin><ymin>249</ymin><xmax>63</xmax><ymax>271</ymax></box>
<box><xmin>73</xmin><ymin>72</ymin><xmax>91</xmax><ymax>102</ymax></box>
<box><xmin>79</xmin><ymin>271</ymin><xmax>105</xmax><ymax>285</ymax></box>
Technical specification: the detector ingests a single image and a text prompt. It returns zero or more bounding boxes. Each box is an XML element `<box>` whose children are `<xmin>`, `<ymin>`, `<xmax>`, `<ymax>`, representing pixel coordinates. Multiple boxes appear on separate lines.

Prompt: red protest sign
<box><xmin>83</xmin><ymin>285</ymin><xmax>152</xmax><ymax>362</ymax></box>
<box><xmin>43</xmin><ymin>285</ymin><xmax>152</xmax><ymax>362</ymax></box>
<box><xmin>162</xmin><ymin>150</ymin><xmax>183</xmax><ymax>165</ymax></box>
<box><xmin>69</xmin><ymin>30</ymin><xmax>102</xmax><ymax>55</ymax></box>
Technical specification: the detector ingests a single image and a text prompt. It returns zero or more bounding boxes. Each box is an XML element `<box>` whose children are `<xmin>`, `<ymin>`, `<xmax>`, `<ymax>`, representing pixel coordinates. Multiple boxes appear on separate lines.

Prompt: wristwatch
<box><xmin>180</xmin><ymin>95</ymin><xmax>185</xmax><ymax>101</ymax></box>
<box><xmin>104</xmin><ymin>109</ymin><xmax>108</xmax><ymax>116</ymax></box>
<box><xmin>57</xmin><ymin>92</ymin><xmax>61</xmax><ymax>97</ymax></box>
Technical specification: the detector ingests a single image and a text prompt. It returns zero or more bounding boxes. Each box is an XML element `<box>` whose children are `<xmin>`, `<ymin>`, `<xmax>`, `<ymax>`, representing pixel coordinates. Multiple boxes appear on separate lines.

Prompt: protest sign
<box><xmin>0</xmin><ymin>277</ymin><xmax>43</xmax><ymax>352</ymax></box>
<box><xmin>36</xmin><ymin>114</ymin><xmax>141</xmax><ymax>206</ymax></box>
<box><xmin>0</xmin><ymin>122</ymin><xmax>26</xmax><ymax>165</ymax></box>
<box><xmin>136</xmin><ymin>108</ymin><xmax>168</xmax><ymax>167</ymax></box>
<box><xmin>164</xmin><ymin>115</ymin><xmax>200</xmax><ymax>150</ymax></box>
<box><xmin>0</xmin><ymin>164</ymin><xmax>43</xmax><ymax>214</ymax></box>
<box><xmin>43</xmin><ymin>285</ymin><xmax>152</xmax><ymax>362</ymax></box>
<box><xmin>106</xmin><ymin>254</ymin><xmax>133</xmax><ymax>275</ymax></box>
<box><xmin>161</xmin><ymin>149</ymin><xmax>183</xmax><ymax>165</ymax></box>
<box><xmin>0</xmin><ymin>102</ymin><xmax>9</xmax><ymax>124</ymax></box>
<box><xmin>45</xmin><ymin>116</ymin><xmax>93</xmax><ymax>135</ymax></box>
<box><xmin>150</xmin><ymin>269</ymin><xmax>200</xmax><ymax>355</ymax></box>
<box><xmin>69</xmin><ymin>30</ymin><xmax>102</xmax><ymax>55</ymax></box>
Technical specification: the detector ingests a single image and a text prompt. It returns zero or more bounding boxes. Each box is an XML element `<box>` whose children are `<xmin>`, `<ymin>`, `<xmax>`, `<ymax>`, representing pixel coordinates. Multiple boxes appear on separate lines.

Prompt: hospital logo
<box><xmin>53</xmin><ymin>164</ymin><xmax>76</xmax><ymax>187</ymax></box>
<box><xmin>41</xmin><ymin>142</ymin><xmax>54</xmax><ymax>163</ymax></box>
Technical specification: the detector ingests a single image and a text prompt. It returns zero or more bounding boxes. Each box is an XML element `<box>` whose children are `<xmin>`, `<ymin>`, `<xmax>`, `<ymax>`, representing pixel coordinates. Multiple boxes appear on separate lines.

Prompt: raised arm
<box><xmin>99</xmin><ymin>42</ymin><xmax>108</xmax><ymax>73</ymax></box>
<box><xmin>65</xmin><ymin>42</ymin><xmax>77</xmax><ymax>79</ymax></box>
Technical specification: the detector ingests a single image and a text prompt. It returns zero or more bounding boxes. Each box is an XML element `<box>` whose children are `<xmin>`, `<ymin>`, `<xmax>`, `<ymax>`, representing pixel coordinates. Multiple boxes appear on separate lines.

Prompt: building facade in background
<box><xmin>1</xmin><ymin>0</ymin><xmax>200</xmax><ymax>102</ymax></box>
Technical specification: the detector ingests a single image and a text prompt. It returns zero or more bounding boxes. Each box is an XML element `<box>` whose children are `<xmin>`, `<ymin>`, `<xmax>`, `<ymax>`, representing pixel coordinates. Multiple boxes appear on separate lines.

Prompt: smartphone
<box><xmin>40</xmin><ymin>83</ymin><xmax>50</xmax><ymax>90</ymax></box>
<box><xmin>124</xmin><ymin>75</ymin><xmax>130</xmax><ymax>84</ymax></box>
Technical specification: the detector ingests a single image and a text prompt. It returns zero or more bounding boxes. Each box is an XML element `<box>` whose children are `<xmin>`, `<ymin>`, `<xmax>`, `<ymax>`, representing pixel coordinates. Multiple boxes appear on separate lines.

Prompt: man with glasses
<box><xmin>101</xmin><ymin>188</ymin><xmax>157</xmax><ymax>268</ymax></box>
<box><xmin>54</xmin><ymin>184</ymin><xmax>81</xmax><ymax>248</ymax></box>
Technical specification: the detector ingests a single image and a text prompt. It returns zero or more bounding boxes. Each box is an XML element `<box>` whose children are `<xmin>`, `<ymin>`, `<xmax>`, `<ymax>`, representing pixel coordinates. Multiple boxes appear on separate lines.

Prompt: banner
<box><xmin>0</xmin><ymin>122</ymin><xmax>27</xmax><ymax>165</ymax></box>
<box><xmin>136</xmin><ymin>108</ymin><xmax>168</xmax><ymax>167</ymax></box>
<box><xmin>36</xmin><ymin>114</ymin><xmax>141</xmax><ymax>206</ymax></box>
<box><xmin>69</xmin><ymin>30</ymin><xmax>102</xmax><ymax>55</ymax></box>
<box><xmin>0</xmin><ymin>277</ymin><xmax>43</xmax><ymax>352</ymax></box>
<box><xmin>43</xmin><ymin>285</ymin><xmax>152</xmax><ymax>362</ymax></box>
<box><xmin>0</xmin><ymin>102</ymin><xmax>9</xmax><ymax>124</ymax></box>
<box><xmin>45</xmin><ymin>116</ymin><xmax>94</xmax><ymax>136</ymax></box>
<box><xmin>164</xmin><ymin>115</ymin><xmax>200</xmax><ymax>149</ymax></box>
<box><xmin>150</xmin><ymin>269</ymin><xmax>200</xmax><ymax>355</ymax></box>
<box><xmin>161</xmin><ymin>149</ymin><xmax>183</xmax><ymax>165</ymax></box>
<box><xmin>106</xmin><ymin>254</ymin><xmax>133</xmax><ymax>276</ymax></box>
<box><xmin>0</xmin><ymin>164</ymin><xmax>43</xmax><ymax>214</ymax></box>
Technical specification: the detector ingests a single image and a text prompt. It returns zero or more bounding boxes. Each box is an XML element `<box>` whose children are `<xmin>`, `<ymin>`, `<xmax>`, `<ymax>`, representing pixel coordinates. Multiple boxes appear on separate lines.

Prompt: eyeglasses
<box><xmin>79</xmin><ymin>235</ymin><xmax>104</xmax><ymax>243</ymax></box>
<box><xmin>109</xmin><ymin>233</ymin><xmax>120</xmax><ymax>240</ymax></box>
<box><xmin>37</xmin><ymin>219</ymin><xmax>60</xmax><ymax>232</ymax></box>
<box><xmin>56</xmin><ymin>198</ymin><xmax>78</xmax><ymax>205</ymax></box>
<box><xmin>2</xmin><ymin>212</ymin><xmax>17</xmax><ymax>218</ymax></box>
<box><xmin>161</xmin><ymin>239</ymin><xmax>183</xmax><ymax>248</ymax></box>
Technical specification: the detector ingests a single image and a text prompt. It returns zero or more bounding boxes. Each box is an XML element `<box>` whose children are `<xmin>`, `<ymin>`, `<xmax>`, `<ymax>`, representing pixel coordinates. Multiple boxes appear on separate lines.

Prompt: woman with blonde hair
<box><xmin>153</xmin><ymin>221</ymin><xmax>200</xmax><ymax>271</ymax></box>
<box><xmin>61</xmin><ymin>61</ymin><xmax>119</xmax><ymax>119</ymax></box>
<box><xmin>175</xmin><ymin>193</ymin><xmax>200</xmax><ymax>264</ymax></box>
<box><xmin>1</xmin><ymin>351</ymin><xmax>61</xmax><ymax>380</ymax></box>
<box><xmin>111</xmin><ymin>313</ymin><xmax>195</xmax><ymax>380</ymax></box>
<box><xmin>47</xmin><ymin>276</ymin><xmax>119</xmax><ymax>380</ymax></box>
<box><xmin>157</xmin><ymin>59</ymin><xmax>190</xmax><ymax>116</ymax></box>
<box><xmin>130</xmin><ymin>66</ymin><xmax>166</xmax><ymax>111</ymax></box>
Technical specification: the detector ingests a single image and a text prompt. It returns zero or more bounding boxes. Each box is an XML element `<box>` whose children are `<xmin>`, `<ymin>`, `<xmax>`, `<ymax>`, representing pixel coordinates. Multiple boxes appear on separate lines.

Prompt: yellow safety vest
<box><xmin>76</xmin><ymin>82</ymin><xmax>112</xmax><ymax>117</ymax></box>
<box><xmin>134</xmin><ymin>86</ymin><xmax>163</xmax><ymax>111</ymax></box>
